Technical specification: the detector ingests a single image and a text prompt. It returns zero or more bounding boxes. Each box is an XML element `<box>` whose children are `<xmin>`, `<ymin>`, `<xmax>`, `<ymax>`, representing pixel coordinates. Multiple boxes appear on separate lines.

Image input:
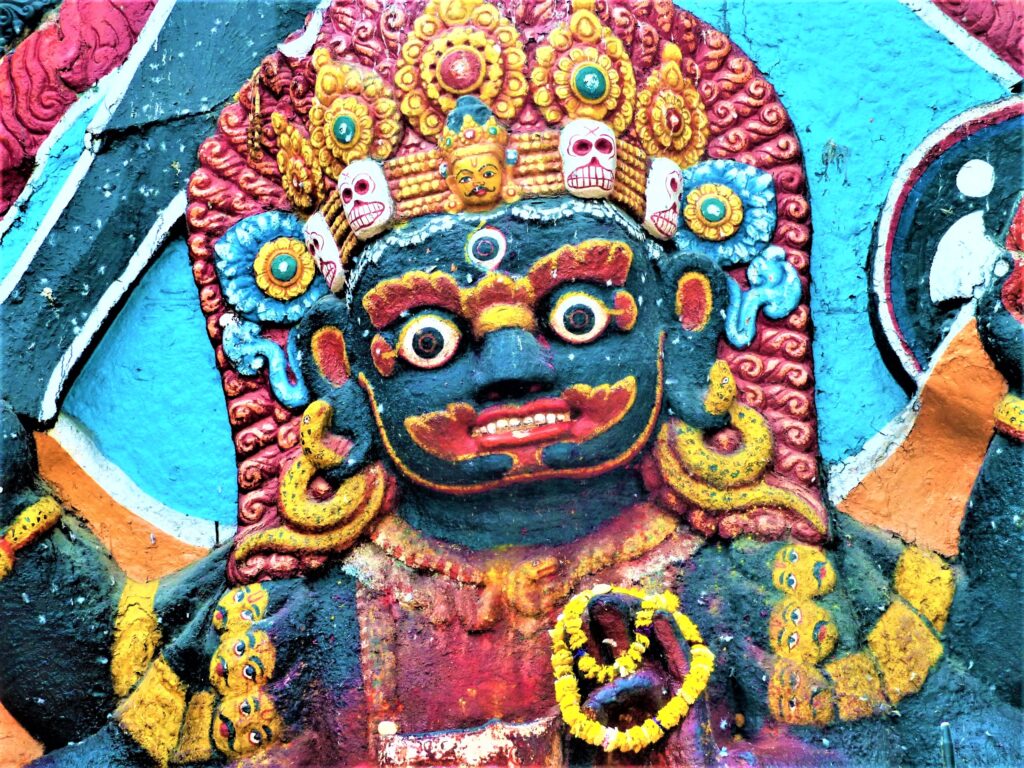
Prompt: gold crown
<box><xmin>264</xmin><ymin>0</ymin><xmax>710</xmax><ymax>259</ymax></box>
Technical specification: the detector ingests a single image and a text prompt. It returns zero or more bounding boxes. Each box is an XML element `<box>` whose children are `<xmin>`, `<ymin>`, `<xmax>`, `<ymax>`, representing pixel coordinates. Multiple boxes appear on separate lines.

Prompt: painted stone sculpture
<box><xmin>0</xmin><ymin>1</ymin><xmax>1021</xmax><ymax>766</ymax></box>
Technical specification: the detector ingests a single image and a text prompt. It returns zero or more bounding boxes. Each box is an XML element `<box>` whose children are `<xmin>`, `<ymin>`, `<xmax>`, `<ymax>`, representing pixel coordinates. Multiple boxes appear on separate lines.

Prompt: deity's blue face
<box><xmin>339</xmin><ymin>200</ymin><xmax>674</xmax><ymax>492</ymax></box>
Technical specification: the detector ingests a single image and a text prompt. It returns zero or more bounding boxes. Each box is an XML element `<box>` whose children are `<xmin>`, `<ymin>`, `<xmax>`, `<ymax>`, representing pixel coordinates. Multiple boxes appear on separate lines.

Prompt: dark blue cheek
<box><xmin>359</xmin><ymin>352</ymin><xmax>516</xmax><ymax>481</ymax></box>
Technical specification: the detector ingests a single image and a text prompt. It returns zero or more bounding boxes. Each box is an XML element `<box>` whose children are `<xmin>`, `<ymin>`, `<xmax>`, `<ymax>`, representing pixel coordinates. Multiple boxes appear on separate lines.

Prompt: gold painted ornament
<box><xmin>309</xmin><ymin>50</ymin><xmax>403</xmax><ymax>179</ymax></box>
<box><xmin>395</xmin><ymin>0</ymin><xmax>527</xmax><ymax>137</ymax></box>
<box><xmin>253</xmin><ymin>237</ymin><xmax>316</xmax><ymax>300</ymax></box>
<box><xmin>683</xmin><ymin>182</ymin><xmax>744</xmax><ymax>241</ymax></box>
<box><xmin>635</xmin><ymin>44</ymin><xmax>709</xmax><ymax>169</ymax></box>
<box><xmin>531</xmin><ymin>0</ymin><xmax>636</xmax><ymax>134</ymax></box>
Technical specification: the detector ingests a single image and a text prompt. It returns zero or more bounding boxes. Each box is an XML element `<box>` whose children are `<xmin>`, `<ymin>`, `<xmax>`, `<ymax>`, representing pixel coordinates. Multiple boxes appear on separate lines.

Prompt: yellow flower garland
<box><xmin>563</xmin><ymin>584</ymin><xmax>651</xmax><ymax>683</ymax></box>
<box><xmin>551</xmin><ymin>585</ymin><xmax>714</xmax><ymax>753</ymax></box>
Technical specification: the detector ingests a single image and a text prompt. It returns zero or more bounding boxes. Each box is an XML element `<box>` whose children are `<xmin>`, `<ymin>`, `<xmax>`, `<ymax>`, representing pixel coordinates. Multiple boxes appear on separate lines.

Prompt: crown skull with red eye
<box><xmin>559</xmin><ymin>119</ymin><xmax>617</xmax><ymax>200</ymax></box>
<box><xmin>644</xmin><ymin>158</ymin><xmax>684</xmax><ymax>239</ymax></box>
<box><xmin>337</xmin><ymin>159</ymin><xmax>395</xmax><ymax>239</ymax></box>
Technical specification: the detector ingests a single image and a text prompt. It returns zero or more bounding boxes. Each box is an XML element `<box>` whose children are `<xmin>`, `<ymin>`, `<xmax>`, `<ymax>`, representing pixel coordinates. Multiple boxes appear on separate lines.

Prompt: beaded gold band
<box><xmin>372</xmin><ymin>131</ymin><xmax>648</xmax><ymax>238</ymax></box>
<box><xmin>551</xmin><ymin>585</ymin><xmax>715</xmax><ymax>753</ymax></box>
<box><xmin>0</xmin><ymin>496</ymin><xmax>63</xmax><ymax>581</ymax></box>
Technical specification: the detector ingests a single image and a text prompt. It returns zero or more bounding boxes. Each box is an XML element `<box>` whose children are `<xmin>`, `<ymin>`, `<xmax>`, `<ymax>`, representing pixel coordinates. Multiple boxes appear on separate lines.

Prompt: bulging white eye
<box><xmin>397</xmin><ymin>314</ymin><xmax>462</xmax><ymax>369</ymax></box>
<box><xmin>465</xmin><ymin>226</ymin><xmax>507</xmax><ymax>271</ymax></box>
<box><xmin>549</xmin><ymin>292</ymin><xmax>611</xmax><ymax>344</ymax></box>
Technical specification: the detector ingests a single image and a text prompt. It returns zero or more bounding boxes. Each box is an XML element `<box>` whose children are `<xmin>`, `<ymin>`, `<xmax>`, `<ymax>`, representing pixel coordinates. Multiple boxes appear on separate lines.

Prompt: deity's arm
<box><xmin>0</xmin><ymin>402</ymin><xmax>236</xmax><ymax>759</ymax></box>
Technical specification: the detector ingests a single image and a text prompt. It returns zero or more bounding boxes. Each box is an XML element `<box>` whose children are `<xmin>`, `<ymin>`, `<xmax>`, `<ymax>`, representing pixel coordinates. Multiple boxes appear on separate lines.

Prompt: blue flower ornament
<box><xmin>673</xmin><ymin>159</ymin><xmax>801</xmax><ymax>348</ymax></box>
<box><xmin>213</xmin><ymin>212</ymin><xmax>327</xmax><ymax>407</ymax></box>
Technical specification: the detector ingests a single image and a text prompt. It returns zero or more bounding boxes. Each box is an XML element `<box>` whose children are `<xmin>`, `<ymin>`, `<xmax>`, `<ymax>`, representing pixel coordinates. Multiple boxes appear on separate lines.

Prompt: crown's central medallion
<box><xmin>440</xmin><ymin>47</ymin><xmax>487</xmax><ymax>94</ymax></box>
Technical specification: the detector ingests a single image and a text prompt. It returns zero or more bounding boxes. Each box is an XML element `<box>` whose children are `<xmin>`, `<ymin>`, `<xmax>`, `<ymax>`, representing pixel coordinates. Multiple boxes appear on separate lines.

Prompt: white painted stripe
<box><xmin>0</xmin><ymin>135</ymin><xmax>100</xmax><ymax>305</ymax></box>
<box><xmin>49</xmin><ymin>414</ymin><xmax>234</xmax><ymax>548</ymax></box>
<box><xmin>87</xmin><ymin>0</ymin><xmax>179</xmax><ymax>135</ymax></box>
<box><xmin>871</xmin><ymin>96</ymin><xmax>1024</xmax><ymax>382</ymax></box>
<box><xmin>0</xmin><ymin>0</ymin><xmax>178</xmax><ymax>305</ymax></box>
<box><xmin>828</xmin><ymin>302</ymin><xmax>976</xmax><ymax>502</ymax></box>
<box><xmin>0</xmin><ymin>85</ymin><xmax>106</xmax><ymax>242</ymax></box>
<box><xmin>899</xmin><ymin>0</ymin><xmax>1021</xmax><ymax>88</ymax></box>
<box><xmin>38</xmin><ymin>191</ymin><xmax>187</xmax><ymax>422</ymax></box>
<box><xmin>276</xmin><ymin>0</ymin><xmax>331</xmax><ymax>58</ymax></box>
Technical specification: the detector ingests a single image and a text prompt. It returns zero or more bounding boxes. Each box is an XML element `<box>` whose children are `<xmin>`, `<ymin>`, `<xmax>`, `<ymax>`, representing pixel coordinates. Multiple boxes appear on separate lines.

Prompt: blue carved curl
<box><xmin>725</xmin><ymin>246</ymin><xmax>803</xmax><ymax>348</ymax></box>
<box><xmin>213</xmin><ymin>211</ymin><xmax>327</xmax><ymax>407</ymax></box>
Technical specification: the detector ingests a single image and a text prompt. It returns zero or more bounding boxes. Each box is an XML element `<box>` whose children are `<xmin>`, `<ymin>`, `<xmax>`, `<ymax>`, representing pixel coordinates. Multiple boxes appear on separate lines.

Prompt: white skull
<box><xmin>643</xmin><ymin>158</ymin><xmax>683</xmax><ymax>239</ymax></box>
<box><xmin>338</xmin><ymin>159</ymin><xmax>395</xmax><ymax>240</ymax></box>
<box><xmin>303</xmin><ymin>212</ymin><xmax>344</xmax><ymax>293</ymax></box>
<box><xmin>559</xmin><ymin>119</ymin><xmax>617</xmax><ymax>199</ymax></box>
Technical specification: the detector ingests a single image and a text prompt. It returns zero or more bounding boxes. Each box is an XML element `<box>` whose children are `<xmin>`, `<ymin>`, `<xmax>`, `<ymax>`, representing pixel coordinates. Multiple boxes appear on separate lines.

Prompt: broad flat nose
<box><xmin>473</xmin><ymin>329</ymin><xmax>556</xmax><ymax>403</ymax></box>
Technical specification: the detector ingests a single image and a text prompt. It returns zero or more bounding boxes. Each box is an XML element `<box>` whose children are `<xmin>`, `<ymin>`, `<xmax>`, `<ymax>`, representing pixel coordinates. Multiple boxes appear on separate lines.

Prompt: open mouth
<box><xmin>651</xmin><ymin>205</ymin><xmax>679</xmax><ymax>237</ymax></box>
<box><xmin>350</xmin><ymin>202</ymin><xmax>385</xmax><ymax>231</ymax></box>
<box><xmin>567</xmin><ymin>163</ymin><xmax>614</xmax><ymax>191</ymax></box>
<box><xmin>470</xmin><ymin>398</ymin><xmax>574</xmax><ymax>448</ymax></box>
<box><xmin>404</xmin><ymin>376</ymin><xmax>637</xmax><ymax>470</ymax></box>
<box><xmin>318</xmin><ymin>260</ymin><xmax>337</xmax><ymax>288</ymax></box>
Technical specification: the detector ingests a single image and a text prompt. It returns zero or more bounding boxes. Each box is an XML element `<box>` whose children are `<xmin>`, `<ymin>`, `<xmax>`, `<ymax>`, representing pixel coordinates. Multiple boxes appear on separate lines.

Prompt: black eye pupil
<box><xmin>413</xmin><ymin>328</ymin><xmax>444</xmax><ymax>359</ymax></box>
<box><xmin>564</xmin><ymin>305</ymin><xmax>595</xmax><ymax>334</ymax></box>
<box><xmin>472</xmin><ymin>237</ymin><xmax>498</xmax><ymax>260</ymax></box>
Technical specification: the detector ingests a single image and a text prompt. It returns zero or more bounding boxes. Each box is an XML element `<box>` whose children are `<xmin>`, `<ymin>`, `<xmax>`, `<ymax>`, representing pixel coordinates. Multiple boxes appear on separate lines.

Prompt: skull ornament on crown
<box><xmin>643</xmin><ymin>158</ymin><xmax>684</xmax><ymax>239</ymax></box>
<box><xmin>337</xmin><ymin>159</ymin><xmax>394</xmax><ymax>240</ymax></box>
<box><xmin>303</xmin><ymin>212</ymin><xmax>345</xmax><ymax>293</ymax></box>
<box><xmin>558</xmin><ymin>119</ymin><xmax>617</xmax><ymax>199</ymax></box>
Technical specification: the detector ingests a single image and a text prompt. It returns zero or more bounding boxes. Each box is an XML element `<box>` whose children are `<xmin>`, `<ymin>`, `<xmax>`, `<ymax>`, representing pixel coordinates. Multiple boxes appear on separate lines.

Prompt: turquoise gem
<box><xmin>270</xmin><ymin>253</ymin><xmax>299</xmax><ymax>282</ymax></box>
<box><xmin>573</xmin><ymin>65</ymin><xmax>607</xmax><ymax>102</ymax></box>
<box><xmin>332</xmin><ymin>114</ymin><xmax>357</xmax><ymax>145</ymax></box>
<box><xmin>700</xmin><ymin>198</ymin><xmax>727</xmax><ymax>223</ymax></box>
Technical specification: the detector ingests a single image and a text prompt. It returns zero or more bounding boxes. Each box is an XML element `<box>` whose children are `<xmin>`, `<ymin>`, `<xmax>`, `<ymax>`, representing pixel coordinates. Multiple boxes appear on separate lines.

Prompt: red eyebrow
<box><xmin>526</xmin><ymin>239</ymin><xmax>633</xmax><ymax>298</ymax></box>
<box><xmin>362</xmin><ymin>271</ymin><xmax>462</xmax><ymax>328</ymax></box>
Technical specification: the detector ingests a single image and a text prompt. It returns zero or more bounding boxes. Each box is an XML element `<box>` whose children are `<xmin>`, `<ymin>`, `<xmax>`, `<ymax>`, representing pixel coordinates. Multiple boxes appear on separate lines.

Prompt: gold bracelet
<box><xmin>0</xmin><ymin>496</ymin><xmax>62</xmax><ymax>581</ymax></box>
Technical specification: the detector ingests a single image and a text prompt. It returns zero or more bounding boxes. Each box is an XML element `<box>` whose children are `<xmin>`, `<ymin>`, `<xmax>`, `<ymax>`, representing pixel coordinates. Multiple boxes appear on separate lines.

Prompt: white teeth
<box><xmin>474</xmin><ymin>412</ymin><xmax>572</xmax><ymax>437</ymax></box>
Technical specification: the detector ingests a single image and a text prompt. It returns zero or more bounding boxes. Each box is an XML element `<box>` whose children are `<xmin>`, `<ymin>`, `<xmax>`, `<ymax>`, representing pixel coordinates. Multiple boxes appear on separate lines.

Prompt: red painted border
<box><xmin>0</xmin><ymin>0</ymin><xmax>156</xmax><ymax>215</ymax></box>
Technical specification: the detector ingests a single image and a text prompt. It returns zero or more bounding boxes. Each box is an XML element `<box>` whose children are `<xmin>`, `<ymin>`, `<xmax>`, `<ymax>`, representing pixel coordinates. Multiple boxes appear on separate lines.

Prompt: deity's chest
<box><xmin>343</xmin><ymin>511</ymin><xmax>701</xmax><ymax>761</ymax></box>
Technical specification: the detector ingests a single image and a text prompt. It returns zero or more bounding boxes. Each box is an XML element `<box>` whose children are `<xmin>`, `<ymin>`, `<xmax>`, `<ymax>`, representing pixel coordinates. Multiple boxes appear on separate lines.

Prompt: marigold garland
<box><xmin>550</xmin><ymin>585</ymin><xmax>714</xmax><ymax>753</ymax></box>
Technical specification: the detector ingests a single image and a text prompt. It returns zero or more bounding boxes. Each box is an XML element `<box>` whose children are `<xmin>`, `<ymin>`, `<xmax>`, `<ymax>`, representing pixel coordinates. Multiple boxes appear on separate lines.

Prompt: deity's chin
<box><xmin>384</xmin><ymin>431</ymin><xmax>653</xmax><ymax>495</ymax></box>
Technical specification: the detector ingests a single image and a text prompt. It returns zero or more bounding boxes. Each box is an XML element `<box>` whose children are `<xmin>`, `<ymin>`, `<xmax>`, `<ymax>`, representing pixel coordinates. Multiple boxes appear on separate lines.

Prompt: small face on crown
<box><xmin>451</xmin><ymin>153</ymin><xmax>504</xmax><ymax>207</ymax></box>
<box><xmin>439</xmin><ymin>96</ymin><xmax>518</xmax><ymax>213</ymax></box>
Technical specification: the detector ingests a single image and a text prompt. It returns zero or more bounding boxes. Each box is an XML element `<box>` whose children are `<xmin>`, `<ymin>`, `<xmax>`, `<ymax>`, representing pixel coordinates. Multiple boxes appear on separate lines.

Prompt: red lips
<box><xmin>404</xmin><ymin>376</ymin><xmax>637</xmax><ymax>472</ymax></box>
